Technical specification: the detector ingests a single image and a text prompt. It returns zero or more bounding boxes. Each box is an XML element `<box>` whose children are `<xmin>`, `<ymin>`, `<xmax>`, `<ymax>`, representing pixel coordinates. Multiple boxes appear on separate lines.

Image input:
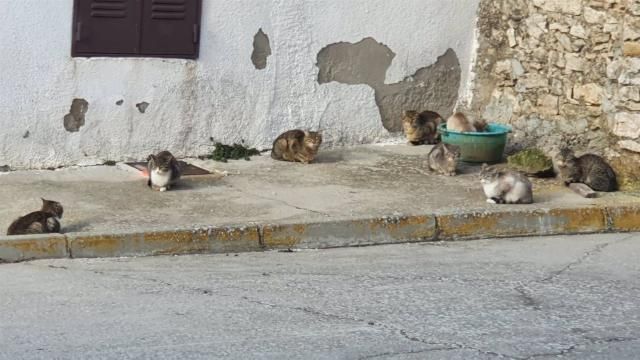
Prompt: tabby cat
<box><xmin>147</xmin><ymin>150</ymin><xmax>181</xmax><ymax>191</ymax></box>
<box><xmin>480</xmin><ymin>164</ymin><xmax>533</xmax><ymax>204</ymax></box>
<box><xmin>552</xmin><ymin>148</ymin><xmax>617</xmax><ymax>192</ymax></box>
<box><xmin>7</xmin><ymin>198</ymin><xmax>64</xmax><ymax>235</ymax></box>
<box><xmin>402</xmin><ymin>110</ymin><xmax>443</xmax><ymax>145</ymax></box>
<box><xmin>427</xmin><ymin>143</ymin><xmax>460</xmax><ymax>176</ymax></box>
<box><xmin>446</xmin><ymin>112</ymin><xmax>487</xmax><ymax>132</ymax></box>
<box><xmin>271</xmin><ymin>130</ymin><xmax>322</xmax><ymax>164</ymax></box>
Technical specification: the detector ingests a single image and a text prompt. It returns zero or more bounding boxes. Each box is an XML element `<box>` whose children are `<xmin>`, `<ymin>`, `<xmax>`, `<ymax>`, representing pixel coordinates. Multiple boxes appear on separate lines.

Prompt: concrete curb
<box><xmin>0</xmin><ymin>206</ymin><xmax>638</xmax><ymax>262</ymax></box>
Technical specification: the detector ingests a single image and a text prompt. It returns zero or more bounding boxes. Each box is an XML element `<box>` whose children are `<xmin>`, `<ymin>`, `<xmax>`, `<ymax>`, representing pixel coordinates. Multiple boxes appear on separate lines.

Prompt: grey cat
<box><xmin>480</xmin><ymin>164</ymin><xmax>533</xmax><ymax>204</ymax></box>
<box><xmin>147</xmin><ymin>151</ymin><xmax>181</xmax><ymax>192</ymax></box>
<box><xmin>7</xmin><ymin>198</ymin><xmax>64</xmax><ymax>235</ymax></box>
<box><xmin>552</xmin><ymin>148</ymin><xmax>617</xmax><ymax>192</ymax></box>
<box><xmin>427</xmin><ymin>143</ymin><xmax>460</xmax><ymax>176</ymax></box>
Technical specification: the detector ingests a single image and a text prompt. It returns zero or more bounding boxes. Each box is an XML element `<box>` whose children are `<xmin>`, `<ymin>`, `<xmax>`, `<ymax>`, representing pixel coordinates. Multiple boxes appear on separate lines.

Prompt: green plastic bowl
<box><xmin>438</xmin><ymin>123</ymin><xmax>511</xmax><ymax>163</ymax></box>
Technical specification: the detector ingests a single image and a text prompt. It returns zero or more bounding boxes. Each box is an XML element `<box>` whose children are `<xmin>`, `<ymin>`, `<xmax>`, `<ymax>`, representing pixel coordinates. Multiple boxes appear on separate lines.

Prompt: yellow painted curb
<box><xmin>436</xmin><ymin>207</ymin><xmax>607</xmax><ymax>240</ymax></box>
<box><xmin>68</xmin><ymin>226</ymin><xmax>261</xmax><ymax>258</ymax></box>
<box><xmin>607</xmin><ymin>206</ymin><xmax>640</xmax><ymax>232</ymax></box>
<box><xmin>0</xmin><ymin>205</ymin><xmax>635</xmax><ymax>263</ymax></box>
<box><xmin>262</xmin><ymin>215</ymin><xmax>437</xmax><ymax>249</ymax></box>
<box><xmin>0</xmin><ymin>234</ymin><xmax>68</xmax><ymax>262</ymax></box>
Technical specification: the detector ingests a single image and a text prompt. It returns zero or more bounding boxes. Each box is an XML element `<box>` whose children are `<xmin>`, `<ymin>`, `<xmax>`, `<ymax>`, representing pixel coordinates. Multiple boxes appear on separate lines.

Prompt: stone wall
<box><xmin>469</xmin><ymin>0</ymin><xmax>640</xmax><ymax>188</ymax></box>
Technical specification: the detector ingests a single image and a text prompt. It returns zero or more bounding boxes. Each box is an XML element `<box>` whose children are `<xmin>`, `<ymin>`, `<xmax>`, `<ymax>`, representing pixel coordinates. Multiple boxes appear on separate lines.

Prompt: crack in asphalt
<box><xmin>358</xmin><ymin>347</ymin><xmax>460</xmax><ymax>360</ymax></box>
<box><xmin>539</xmin><ymin>242</ymin><xmax>612</xmax><ymax>283</ymax></box>
<box><xmin>521</xmin><ymin>336</ymin><xmax>639</xmax><ymax>359</ymax></box>
<box><xmin>25</xmin><ymin>235</ymin><xmax>640</xmax><ymax>360</ymax></box>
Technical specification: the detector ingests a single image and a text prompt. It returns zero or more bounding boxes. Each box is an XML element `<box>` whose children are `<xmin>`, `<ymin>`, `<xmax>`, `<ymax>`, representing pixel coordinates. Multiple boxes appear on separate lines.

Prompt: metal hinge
<box><xmin>193</xmin><ymin>24</ymin><xmax>199</xmax><ymax>43</ymax></box>
<box><xmin>75</xmin><ymin>22</ymin><xmax>82</xmax><ymax>42</ymax></box>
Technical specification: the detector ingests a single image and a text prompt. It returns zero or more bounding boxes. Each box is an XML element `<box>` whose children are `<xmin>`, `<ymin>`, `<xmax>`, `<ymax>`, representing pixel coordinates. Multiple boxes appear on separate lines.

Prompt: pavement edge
<box><xmin>0</xmin><ymin>205</ymin><xmax>638</xmax><ymax>262</ymax></box>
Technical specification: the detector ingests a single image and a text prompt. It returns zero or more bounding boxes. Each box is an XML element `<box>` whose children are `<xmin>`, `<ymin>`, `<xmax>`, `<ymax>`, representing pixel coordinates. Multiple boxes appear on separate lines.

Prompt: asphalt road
<box><xmin>1</xmin><ymin>233</ymin><xmax>640</xmax><ymax>359</ymax></box>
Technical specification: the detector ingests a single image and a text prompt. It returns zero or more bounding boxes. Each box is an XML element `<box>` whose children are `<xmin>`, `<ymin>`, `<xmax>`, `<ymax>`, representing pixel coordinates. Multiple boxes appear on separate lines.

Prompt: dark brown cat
<box><xmin>402</xmin><ymin>110</ymin><xmax>443</xmax><ymax>145</ymax></box>
<box><xmin>7</xmin><ymin>199</ymin><xmax>64</xmax><ymax>235</ymax></box>
<box><xmin>147</xmin><ymin>151</ymin><xmax>181</xmax><ymax>192</ymax></box>
<box><xmin>271</xmin><ymin>130</ymin><xmax>322</xmax><ymax>164</ymax></box>
<box><xmin>552</xmin><ymin>148</ymin><xmax>617</xmax><ymax>192</ymax></box>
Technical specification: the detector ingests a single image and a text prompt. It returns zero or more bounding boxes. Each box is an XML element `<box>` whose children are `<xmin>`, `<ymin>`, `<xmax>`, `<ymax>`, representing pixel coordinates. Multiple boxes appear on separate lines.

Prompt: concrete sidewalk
<box><xmin>1</xmin><ymin>144</ymin><xmax>639</xmax><ymax>261</ymax></box>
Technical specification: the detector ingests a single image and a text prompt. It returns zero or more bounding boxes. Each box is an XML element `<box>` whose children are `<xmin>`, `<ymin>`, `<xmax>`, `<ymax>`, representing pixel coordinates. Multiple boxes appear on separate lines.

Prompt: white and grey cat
<box><xmin>427</xmin><ymin>143</ymin><xmax>460</xmax><ymax>176</ymax></box>
<box><xmin>147</xmin><ymin>151</ymin><xmax>181</xmax><ymax>192</ymax></box>
<box><xmin>480</xmin><ymin>164</ymin><xmax>533</xmax><ymax>204</ymax></box>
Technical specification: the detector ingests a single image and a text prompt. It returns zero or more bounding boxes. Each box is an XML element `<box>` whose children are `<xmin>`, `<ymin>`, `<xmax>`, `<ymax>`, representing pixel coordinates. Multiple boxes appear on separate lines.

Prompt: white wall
<box><xmin>0</xmin><ymin>0</ymin><xmax>480</xmax><ymax>168</ymax></box>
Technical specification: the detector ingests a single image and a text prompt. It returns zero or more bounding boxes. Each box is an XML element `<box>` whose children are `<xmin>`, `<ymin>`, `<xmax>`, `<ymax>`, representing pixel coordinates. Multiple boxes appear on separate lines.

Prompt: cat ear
<box><xmin>147</xmin><ymin>154</ymin><xmax>155</xmax><ymax>162</ymax></box>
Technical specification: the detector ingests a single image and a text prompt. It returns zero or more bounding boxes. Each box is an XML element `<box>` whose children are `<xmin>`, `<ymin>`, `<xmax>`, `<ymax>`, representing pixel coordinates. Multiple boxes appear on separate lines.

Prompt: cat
<box><xmin>7</xmin><ymin>198</ymin><xmax>64</xmax><ymax>235</ymax></box>
<box><xmin>147</xmin><ymin>151</ymin><xmax>181</xmax><ymax>192</ymax></box>
<box><xmin>427</xmin><ymin>143</ymin><xmax>460</xmax><ymax>176</ymax></box>
<box><xmin>402</xmin><ymin>110</ymin><xmax>443</xmax><ymax>145</ymax></box>
<box><xmin>480</xmin><ymin>164</ymin><xmax>533</xmax><ymax>204</ymax></box>
<box><xmin>446</xmin><ymin>112</ymin><xmax>487</xmax><ymax>132</ymax></box>
<box><xmin>552</xmin><ymin>148</ymin><xmax>617</xmax><ymax>192</ymax></box>
<box><xmin>271</xmin><ymin>130</ymin><xmax>322</xmax><ymax>164</ymax></box>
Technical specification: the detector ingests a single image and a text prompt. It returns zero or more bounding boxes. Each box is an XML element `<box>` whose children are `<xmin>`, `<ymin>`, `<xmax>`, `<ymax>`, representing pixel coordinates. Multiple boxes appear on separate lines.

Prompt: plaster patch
<box><xmin>317</xmin><ymin>39</ymin><xmax>461</xmax><ymax>131</ymax></box>
<box><xmin>63</xmin><ymin>98</ymin><xmax>89</xmax><ymax>132</ymax></box>
<box><xmin>136</xmin><ymin>102</ymin><xmax>149</xmax><ymax>114</ymax></box>
<box><xmin>251</xmin><ymin>28</ymin><xmax>272</xmax><ymax>70</ymax></box>
<box><xmin>317</xmin><ymin>37</ymin><xmax>395</xmax><ymax>87</ymax></box>
<box><xmin>374</xmin><ymin>49</ymin><xmax>461</xmax><ymax>131</ymax></box>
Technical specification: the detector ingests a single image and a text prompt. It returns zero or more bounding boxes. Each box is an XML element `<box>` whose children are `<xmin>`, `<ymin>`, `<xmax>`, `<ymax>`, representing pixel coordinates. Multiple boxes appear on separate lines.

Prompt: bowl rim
<box><xmin>438</xmin><ymin>122</ymin><xmax>511</xmax><ymax>136</ymax></box>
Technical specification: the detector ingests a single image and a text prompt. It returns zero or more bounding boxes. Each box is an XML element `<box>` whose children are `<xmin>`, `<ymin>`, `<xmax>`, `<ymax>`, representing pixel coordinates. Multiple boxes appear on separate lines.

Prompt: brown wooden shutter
<box><xmin>72</xmin><ymin>0</ymin><xmax>141</xmax><ymax>56</ymax></box>
<box><xmin>139</xmin><ymin>0</ymin><xmax>201</xmax><ymax>58</ymax></box>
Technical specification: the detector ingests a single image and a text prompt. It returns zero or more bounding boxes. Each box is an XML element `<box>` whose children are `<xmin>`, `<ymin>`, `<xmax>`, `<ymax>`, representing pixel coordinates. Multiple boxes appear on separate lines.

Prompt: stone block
<box><xmin>0</xmin><ymin>234</ymin><xmax>68</xmax><ymax>262</ymax></box>
<box><xmin>573</xmin><ymin>83</ymin><xmax>604</xmax><ymax>105</ymax></box>
<box><xmin>532</xmin><ymin>0</ymin><xmax>583</xmax><ymax>15</ymax></box>
<box><xmin>261</xmin><ymin>215</ymin><xmax>437</xmax><ymax>249</ymax></box>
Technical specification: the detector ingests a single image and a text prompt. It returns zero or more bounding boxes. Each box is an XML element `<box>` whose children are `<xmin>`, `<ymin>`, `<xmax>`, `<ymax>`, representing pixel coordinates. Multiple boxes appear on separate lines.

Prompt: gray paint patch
<box><xmin>63</xmin><ymin>98</ymin><xmax>89</xmax><ymax>132</ymax></box>
<box><xmin>316</xmin><ymin>39</ymin><xmax>461</xmax><ymax>132</ymax></box>
<box><xmin>317</xmin><ymin>37</ymin><xmax>395</xmax><ymax>87</ymax></box>
<box><xmin>136</xmin><ymin>102</ymin><xmax>149</xmax><ymax>114</ymax></box>
<box><xmin>251</xmin><ymin>28</ymin><xmax>272</xmax><ymax>70</ymax></box>
<box><xmin>374</xmin><ymin>49</ymin><xmax>461</xmax><ymax>131</ymax></box>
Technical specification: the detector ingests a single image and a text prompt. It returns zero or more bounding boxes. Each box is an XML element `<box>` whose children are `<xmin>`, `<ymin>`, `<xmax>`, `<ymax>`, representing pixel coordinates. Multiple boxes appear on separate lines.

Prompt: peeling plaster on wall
<box><xmin>136</xmin><ymin>102</ymin><xmax>149</xmax><ymax>114</ymax></box>
<box><xmin>63</xmin><ymin>98</ymin><xmax>88</xmax><ymax>132</ymax></box>
<box><xmin>251</xmin><ymin>29</ymin><xmax>272</xmax><ymax>70</ymax></box>
<box><xmin>317</xmin><ymin>37</ymin><xmax>395</xmax><ymax>87</ymax></box>
<box><xmin>0</xmin><ymin>0</ymin><xmax>480</xmax><ymax>169</ymax></box>
<box><xmin>317</xmin><ymin>39</ymin><xmax>461</xmax><ymax>131</ymax></box>
<box><xmin>375</xmin><ymin>49</ymin><xmax>461</xmax><ymax>131</ymax></box>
